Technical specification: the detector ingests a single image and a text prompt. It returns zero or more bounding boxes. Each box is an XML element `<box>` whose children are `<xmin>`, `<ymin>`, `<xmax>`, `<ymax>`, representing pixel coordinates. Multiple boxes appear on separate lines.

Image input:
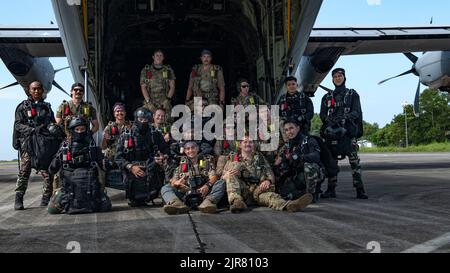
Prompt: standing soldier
<box><xmin>278</xmin><ymin>76</ymin><xmax>314</xmax><ymax>135</ymax></box>
<box><xmin>140</xmin><ymin>49</ymin><xmax>176</xmax><ymax>114</ymax></box>
<box><xmin>54</xmin><ymin>83</ymin><xmax>98</xmax><ymax>191</ymax></box>
<box><xmin>320</xmin><ymin>68</ymin><xmax>368</xmax><ymax>199</ymax></box>
<box><xmin>222</xmin><ymin>136</ymin><xmax>313</xmax><ymax>213</ymax></box>
<box><xmin>101</xmin><ymin>103</ymin><xmax>132</xmax><ymax>189</ymax></box>
<box><xmin>231</xmin><ymin>78</ymin><xmax>266</xmax><ymax>107</ymax></box>
<box><xmin>55</xmin><ymin>83</ymin><xmax>99</xmax><ymax>136</ymax></box>
<box><xmin>161</xmin><ymin>141</ymin><xmax>226</xmax><ymax>215</ymax></box>
<box><xmin>13</xmin><ymin>81</ymin><xmax>56</xmax><ymax>210</ymax></box>
<box><xmin>274</xmin><ymin>120</ymin><xmax>323</xmax><ymax>203</ymax></box>
<box><xmin>115</xmin><ymin>108</ymin><xmax>169</xmax><ymax>207</ymax></box>
<box><xmin>186</xmin><ymin>49</ymin><xmax>225</xmax><ymax>109</ymax></box>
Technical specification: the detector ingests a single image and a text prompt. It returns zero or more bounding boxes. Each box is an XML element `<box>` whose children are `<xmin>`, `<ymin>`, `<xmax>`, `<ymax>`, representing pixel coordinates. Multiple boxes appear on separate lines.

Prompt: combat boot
<box><xmin>356</xmin><ymin>187</ymin><xmax>368</xmax><ymax>199</ymax></box>
<box><xmin>14</xmin><ymin>192</ymin><xmax>24</xmax><ymax>210</ymax></box>
<box><xmin>163</xmin><ymin>198</ymin><xmax>189</xmax><ymax>215</ymax></box>
<box><xmin>198</xmin><ymin>198</ymin><xmax>217</xmax><ymax>214</ymax></box>
<box><xmin>229</xmin><ymin>198</ymin><xmax>247</xmax><ymax>213</ymax></box>
<box><xmin>40</xmin><ymin>195</ymin><xmax>51</xmax><ymax>207</ymax></box>
<box><xmin>321</xmin><ymin>185</ymin><xmax>336</xmax><ymax>199</ymax></box>
<box><xmin>286</xmin><ymin>193</ymin><xmax>313</xmax><ymax>212</ymax></box>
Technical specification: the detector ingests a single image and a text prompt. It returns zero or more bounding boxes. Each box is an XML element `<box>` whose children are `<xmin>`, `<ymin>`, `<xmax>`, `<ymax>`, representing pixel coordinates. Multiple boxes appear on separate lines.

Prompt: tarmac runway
<box><xmin>0</xmin><ymin>153</ymin><xmax>449</xmax><ymax>253</ymax></box>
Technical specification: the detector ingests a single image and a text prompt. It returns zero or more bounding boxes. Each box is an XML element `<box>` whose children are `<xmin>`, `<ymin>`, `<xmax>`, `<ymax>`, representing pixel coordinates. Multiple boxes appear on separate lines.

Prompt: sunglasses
<box><xmin>241</xmin><ymin>85</ymin><xmax>249</xmax><ymax>88</ymax></box>
<box><xmin>73</xmin><ymin>88</ymin><xmax>84</xmax><ymax>92</ymax></box>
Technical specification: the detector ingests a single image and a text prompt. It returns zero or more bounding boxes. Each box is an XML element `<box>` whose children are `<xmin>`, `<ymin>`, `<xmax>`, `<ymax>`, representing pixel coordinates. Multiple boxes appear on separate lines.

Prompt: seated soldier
<box><xmin>101</xmin><ymin>102</ymin><xmax>132</xmax><ymax>190</ymax></box>
<box><xmin>161</xmin><ymin>140</ymin><xmax>226</xmax><ymax>215</ymax></box>
<box><xmin>274</xmin><ymin>119</ymin><xmax>324</xmax><ymax>203</ymax></box>
<box><xmin>222</xmin><ymin>136</ymin><xmax>313</xmax><ymax>213</ymax></box>
<box><xmin>47</xmin><ymin>116</ymin><xmax>111</xmax><ymax>214</ymax></box>
<box><xmin>115</xmin><ymin>108</ymin><xmax>169</xmax><ymax>207</ymax></box>
<box><xmin>214</xmin><ymin>121</ymin><xmax>240</xmax><ymax>178</ymax></box>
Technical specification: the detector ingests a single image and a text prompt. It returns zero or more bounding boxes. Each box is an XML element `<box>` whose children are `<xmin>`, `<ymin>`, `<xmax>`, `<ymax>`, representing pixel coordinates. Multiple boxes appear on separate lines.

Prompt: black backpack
<box><xmin>310</xmin><ymin>136</ymin><xmax>340</xmax><ymax>177</ymax></box>
<box><xmin>30</xmin><ymin>129</ymin><xmax>62</xmax><ymax>170</ymax></box>
<box><xmin>61</xmin><ymin>167</ymin><xmax>103</xmax><ymax>214</ymax></box>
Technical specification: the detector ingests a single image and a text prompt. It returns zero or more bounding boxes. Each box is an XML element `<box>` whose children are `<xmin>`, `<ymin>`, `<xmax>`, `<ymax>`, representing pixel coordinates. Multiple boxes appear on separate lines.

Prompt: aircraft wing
<box><xmin>0</xmin><ymin>25</ymin><xmax>64</xmax><ymax>57</ymax></box>
<box><xmin>305</xmin><ymin>25</ymin><xmax>450</xmax><ymax>56</ymax></box>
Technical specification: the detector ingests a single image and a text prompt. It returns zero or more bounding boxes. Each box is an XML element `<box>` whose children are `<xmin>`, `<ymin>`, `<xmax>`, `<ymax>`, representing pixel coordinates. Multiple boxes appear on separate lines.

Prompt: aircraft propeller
<box><xmin>378</xmin><ymin>53</ymin><xmax>422</xmax><ymax>117</ymax></box>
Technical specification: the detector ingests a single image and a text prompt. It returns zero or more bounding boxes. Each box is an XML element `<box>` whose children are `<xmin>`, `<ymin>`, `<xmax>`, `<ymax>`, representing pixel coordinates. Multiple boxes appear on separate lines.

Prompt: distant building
<box><xmin>358</xmin><ymin>140</ymin><xmax>375</xmax><ymax>148</ymax></box>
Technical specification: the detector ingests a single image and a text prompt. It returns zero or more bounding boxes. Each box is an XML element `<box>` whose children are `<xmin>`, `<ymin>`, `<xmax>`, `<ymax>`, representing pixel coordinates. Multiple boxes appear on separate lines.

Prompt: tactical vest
<box><xmin>60</xmin><ymin>139</ymin><xmax>99</xmax><ymax>170</ymax></box>
<box><xmin>229</xmin><ymin>152</ymin><xmax>266</xmax><ymax>184</ymax></box>
<box><xmin>323</xmin><ymin>89</ymin><xmax>363</xmax><ymax>138</ymax></box>
<box><xmin>22</xmin><ymin>99</ymin><xmax>53</xmax><ymax>127</ymax></box>
<box><xmin>233</xmin><ymin>94</ymin><xmax>261</xmax><ymax>107</ymax></box>
<box><xmin>279</xmin><ymin>92</ymin><xmax>307</xmax><ymax>120</ymax></box>
<box><xmin>60</xmin><ymin>100</ymin><xmax>93</xmax><ymax>134</ymax></box>
<box><xmin>143</xmin><ymin>64</ymin><xmax>171</xmax><ymax>103</ymax></box>
<box><xmin>121</xmin><ymin>127</ymin><xmax>157</xmax><ymax>162</ymax></box>
<box><xmin>191</xmin><ymin>64</ymin><xmax>221</xmax><ymax>102</ymax></box>
<box><xmin>178</xmin><ymin>155</ymin><xmax>213</xmax><ymax>182</ymax></box>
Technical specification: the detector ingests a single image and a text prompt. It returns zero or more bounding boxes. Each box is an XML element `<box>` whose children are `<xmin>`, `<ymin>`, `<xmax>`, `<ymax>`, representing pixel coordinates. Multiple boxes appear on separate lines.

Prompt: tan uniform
<box><xmin>189</xmin><ymin>64</ymin><xmax>224</xmax><ymax>106</ymax></box>
<box><xmin>214</xmin><ymin>140</ymin><xmax>240</xmax><ymax>177</ymax></box>
<box><xmin>140</xmin><ymin>64</ymin><xmax>176</xmax><ymax>113</ymax></box>
<box><xmin>231</xmin><ymin>92</ymin><xmax>266</xmax><ymax>108</ymax></box>
<box><xmin>224</xmin><ymin>152</ymin><xmax>289</xmax><ymax>210</ymax></box>
<box><xmin>102</xmin><ymin>120</ymin><xmax>132</xmax><ymax>161</ymax></box>
<box><xmin>56</xmin><ymin>100</ymin><xmax>97</xmax><ymax>136</ymax></box>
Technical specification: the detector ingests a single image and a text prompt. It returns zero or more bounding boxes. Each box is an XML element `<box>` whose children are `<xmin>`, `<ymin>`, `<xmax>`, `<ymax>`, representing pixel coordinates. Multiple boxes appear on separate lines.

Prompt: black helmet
<box><xmin>68</xmin><ymin>115</ymin><xmax>88</xmax><ymax>130</ymax></box>
<box><xmin>332</xmin><ymin>68</ymin><xmax>345</xmax><ymax>77</ymax></box>
<box><xmin>134</xmin><ymin>107</ymin><xmax>153</xmax><ymax>122</ymax></box>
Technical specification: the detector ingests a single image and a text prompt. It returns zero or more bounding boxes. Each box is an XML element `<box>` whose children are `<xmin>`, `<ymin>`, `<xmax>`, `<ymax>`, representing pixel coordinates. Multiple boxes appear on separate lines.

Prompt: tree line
<box><xmin>310</xmin><ymin>89</ymin><xmax>450</xmax><ymax>147</ymax></box>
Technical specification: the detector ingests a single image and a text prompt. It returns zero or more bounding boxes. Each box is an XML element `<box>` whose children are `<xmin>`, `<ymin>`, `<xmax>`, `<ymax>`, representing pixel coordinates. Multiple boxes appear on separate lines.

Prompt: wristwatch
<box><xmin>126</xmin><ymin>163</ymin><xmax>133</xmax><ymax>170</ymax></box>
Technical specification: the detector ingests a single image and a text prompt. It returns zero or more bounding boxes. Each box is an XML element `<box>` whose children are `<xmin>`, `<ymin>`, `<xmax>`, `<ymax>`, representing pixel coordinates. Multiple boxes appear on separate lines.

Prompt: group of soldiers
<box><xmin>12</xmin><ymin>48</ymin><xmax>368</xmax><ymax>216</ymax></box>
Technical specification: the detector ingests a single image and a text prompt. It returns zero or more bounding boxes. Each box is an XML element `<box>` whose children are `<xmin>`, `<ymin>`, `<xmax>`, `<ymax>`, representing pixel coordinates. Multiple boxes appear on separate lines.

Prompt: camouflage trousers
<box><xmin>328</xmin><ymin>138</ymin><xmax>364</xmax><ymax>189</ymax></box>
<box><xmin>143</xmin><ymin>99</ymin><xmax>172</xmax><ymax>119</ymax></box>
<box><xmin>225</xmin><ymin>175</ymin><xmax>288</xmax><ymax>211</ymax></box>
<box><xmin>15</xmin><ymin>151</ymin><xmax>53</xmax><ymax>197</ymax></box>
<box><xmin>278</xmin><ymin>162</ymin><xmax>322</xmax><ymax>200</ymax></box>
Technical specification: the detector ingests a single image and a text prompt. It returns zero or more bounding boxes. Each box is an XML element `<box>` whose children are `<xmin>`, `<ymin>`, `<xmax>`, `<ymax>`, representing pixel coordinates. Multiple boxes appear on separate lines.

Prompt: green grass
<box><xmin>0</xmin><ymin>160</ymin><xmax>18</xmax><ymax>164</ymax></box>
<box><xmin>360</xmin><ymin>142</ymin><xmax>450</xmax><ymax>153</ymax></box>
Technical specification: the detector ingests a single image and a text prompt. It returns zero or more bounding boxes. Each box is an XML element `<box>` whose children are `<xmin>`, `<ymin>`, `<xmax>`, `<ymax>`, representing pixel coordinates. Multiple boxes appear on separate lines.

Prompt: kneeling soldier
<box><xmin>47</xmin><ymin>116</ymin><xmax>111</xmax><ymax>214</ymax></box>
<box><xmin>115</xmin><ymin>107</ymin><xmax>169</xmax><ymax>207</ymax></box>
<box><xmin>161</xmin><ymin>140</ymin><xmax>225</xmax><ymax>215</ymax></box>
<box><xmin>274</xmin><ymin>119</ymin><xmax>323</xmax><ymax>203</ymax></box>
<box><xmin>223</xmin><ymin>136</ymin><xmax>313</xmax><ymax>213</ymax></box>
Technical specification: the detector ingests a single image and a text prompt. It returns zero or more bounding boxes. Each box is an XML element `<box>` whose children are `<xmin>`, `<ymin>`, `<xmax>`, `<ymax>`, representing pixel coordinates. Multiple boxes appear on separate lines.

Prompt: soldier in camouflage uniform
<box><xmin>54</xmin><ymin>83</ymin><xmax>98</xmax><ymax>191</ymax></box>
<box><xmin>186</xmin><ymin>49</ymin><xmax>225</xmax><ymax>109</ymax></box>
<box><xmin>100</xmin><ymin>103</ymin><xmax>132</xmax><ymax>189</ymax></box>
<box><xmin>231</xmin><ymin>78</ymin><xmax>266</xmax><ymax>107</ymax></box>
<box><xmin>222</xmin><ymin>136</ymin><xmax>313</xmax><ymax>213</ymax></box>
<box><xmin>13</xmin><ymin>81</ymin><xmax>56</xmax><ymax>210</ymax></box>
<box><xmin>214</xmin><ymin>122</ymin><xmax>240</xmax><ymax>178</ymax></box>
<box><xmin>161</xmin><ymin>141</ymin><xmax>226</xmax><ymax>215</ymax></box>
<box><xmin>140</xmin><ymin>49</ymin><xmax>176</xmax><ymax>114</ymax></box>
<box><xmin>274</xmin><ymin>119</ymin><xmax>323</xmax><ymax>203</ymax></box>
<box><xmin>55</xmin><ymin>83</ymin><xmax>99</xmax><ymax>136</ymax></box>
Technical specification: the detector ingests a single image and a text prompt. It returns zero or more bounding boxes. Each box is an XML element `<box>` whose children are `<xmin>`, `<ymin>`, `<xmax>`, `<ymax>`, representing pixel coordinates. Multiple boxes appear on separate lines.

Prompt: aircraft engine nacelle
<box><xmin>416</xmin><ymin>51</ymin><xmax>450</xmax><ymax>92</ymax></box>
<box><xmin>0</xmin><ymin>47</ymin><xmax>55</xmax><ymax>97</ymax></box>
<box><xmin>296</xmin><ymin>47</ymin><xmax>344</xmax><ymax>97</ymax></box>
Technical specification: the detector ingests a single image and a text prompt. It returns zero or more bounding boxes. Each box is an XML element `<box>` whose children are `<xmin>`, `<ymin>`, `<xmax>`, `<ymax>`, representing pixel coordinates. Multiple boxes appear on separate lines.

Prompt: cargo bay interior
<box><xmin>82</xmin><ymin>0</ymin><xmax>303</xmax><ymax>122</ymax></box>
